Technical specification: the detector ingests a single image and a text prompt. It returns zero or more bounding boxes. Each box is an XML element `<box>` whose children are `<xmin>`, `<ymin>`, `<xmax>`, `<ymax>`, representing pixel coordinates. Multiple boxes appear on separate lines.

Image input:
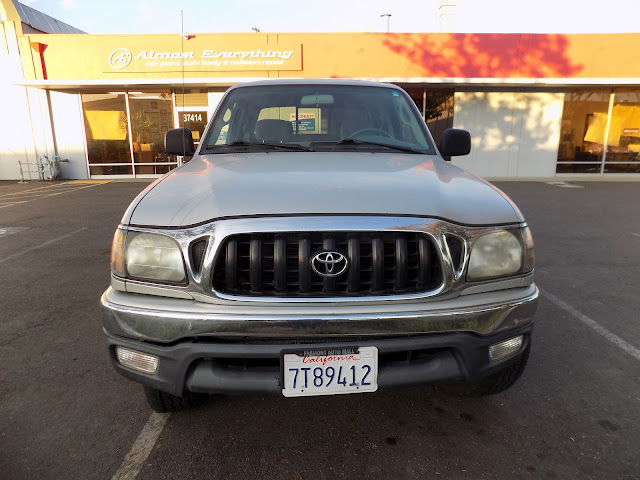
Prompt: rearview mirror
<box><xmin>440</xmin><ymin>128</ymin><xmax>471</xmax><ymax>157</ymax></box>
<box><xmin>301</xmin><ymin>94</ymin><xmax>334</xmax><ymax>105</ymax></box>
<box><xmin>165</xmin><ymin>128</ymin><xmax>195</xmax><ymax>156</ymax></box>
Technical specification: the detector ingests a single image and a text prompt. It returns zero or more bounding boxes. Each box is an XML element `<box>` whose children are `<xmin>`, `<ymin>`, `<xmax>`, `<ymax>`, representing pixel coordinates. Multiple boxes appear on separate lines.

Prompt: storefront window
<box><xmin>128</xmin><ymin>91</ymin><xmax>176</xmax><ymax>175</ymax></box>
<box><xmin>604</xmin><ymin>89</ymin><xmax>640</xmax><ymax>173</ymax></box>
<box><xmin>175</xmin><ymin>89</ymin><xmax>210</xmax><ymax>147</ymax></box>
<box><xmin>425</xmin><ymin>89</ymin><xmax>454</xmax><ymax>147</ymax></box>
<box><xmin>82</xmin><ymin>91</ymin><xmax>177</xmax><ymax>177</ymax></box>
<box><xmin>178</xmin><ymin>111</ymin><xmax>208</xmax><ymax>145</ymax></box>
<box><xmin>556</xmin><ymin>90</ymin><xmax>611</xmax><ymax>174</ymax></box>
<box><xmin>403</xmin><ymin>87</ymin><xmax>425</xmax><ymax>118</ymax></box>
<box><xmin>82</xmin><ymin>93</ymin><xmax>132</xmax><ymax>175</ymax></box>
<box><xmin>398</xmin><ymin>86</ymin><xmax>455</xmax><ymax>148</ymax></box>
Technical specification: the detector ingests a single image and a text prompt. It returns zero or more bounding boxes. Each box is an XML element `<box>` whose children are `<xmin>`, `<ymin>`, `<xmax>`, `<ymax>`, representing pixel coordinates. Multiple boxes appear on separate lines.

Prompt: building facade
<box><xmin>2</xmin><ymin>0</ymin><xmax>640</xmax><ymax>181</ymax></box>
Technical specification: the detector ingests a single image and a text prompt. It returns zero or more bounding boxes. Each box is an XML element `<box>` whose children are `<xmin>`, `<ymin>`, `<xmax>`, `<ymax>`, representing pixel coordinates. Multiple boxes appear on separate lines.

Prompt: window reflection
<box><xmin>81</xmin><ymin>91</ymin><xmax>177</xmax><ymax>177</ymax></box>
<box><xmin>556</xmin><ymin>89</ymin><xmax>611</xmax><ymax>174</ymax></box>
<box><xmin>605</xmin><ymin>89</ymin><xmax>640</xmax><ymax>173</ymax></box>
<box><xmin>82</xmin><ymin>93</ymin><xmax>132</xmax><ymax>175</ymax></box>
<box><xmin>402</xmin><ymin>87</ymin><xmax>425</xmax><ymax>118</ymax></box>
<box><xmin>425</xmin><ymin>89</ymin><xmax>454</xmax><ymax>147</ymax></box>
<box><xmin>399</xmin><ymin>87</ymin><xmax>455</xmax><ymax>148</ymax></box>
<box><xmin>128</xmin><ymin>91</ymin><xmax>176</xmax><ymax>175</ymax></box>
<box><xmin>557</xmin><ymin>89</ymin><xmax>640</xmax><ymax>174</ymax></box>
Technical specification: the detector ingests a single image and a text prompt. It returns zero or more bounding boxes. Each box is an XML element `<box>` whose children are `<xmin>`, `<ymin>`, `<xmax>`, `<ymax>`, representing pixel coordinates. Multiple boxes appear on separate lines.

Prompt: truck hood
<box><xmin>125</xmin><ymin>153</ymin><xmax>523</xmax><ymax>227</ymax></box>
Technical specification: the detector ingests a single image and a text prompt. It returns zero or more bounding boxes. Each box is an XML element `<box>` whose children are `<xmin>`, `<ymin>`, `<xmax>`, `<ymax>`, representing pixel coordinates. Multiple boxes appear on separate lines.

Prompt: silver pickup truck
<box><xmin>102</xmin><ymin>79</ymin><xmax>538</xmax><ymax>412</ymax></box>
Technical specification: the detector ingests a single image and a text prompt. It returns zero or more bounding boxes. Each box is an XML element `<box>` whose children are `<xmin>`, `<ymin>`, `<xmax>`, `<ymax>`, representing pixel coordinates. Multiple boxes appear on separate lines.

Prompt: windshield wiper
<box><xmin>204</xmin><ymin>140</ymin><xmax>313</xmax><ymax>152</ymax></box>
<box><xmin>332</xmin><ymin>138</ymin><xmax>425</xmax><ymax>154</ymax></box>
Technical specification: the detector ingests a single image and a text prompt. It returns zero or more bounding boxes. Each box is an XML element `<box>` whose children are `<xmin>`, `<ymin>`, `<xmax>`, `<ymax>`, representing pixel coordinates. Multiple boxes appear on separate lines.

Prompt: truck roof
<box><xmin>227</xmin><ymin>78</ymin><xmax>405</xmax><ymax>91</ymax></box>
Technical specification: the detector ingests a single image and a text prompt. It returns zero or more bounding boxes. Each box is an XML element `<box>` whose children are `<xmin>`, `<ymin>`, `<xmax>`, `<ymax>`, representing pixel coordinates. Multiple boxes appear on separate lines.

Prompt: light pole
<box><xmin>380</xmin><ymin>13</ymin><xmax>391</xmax><ymax>33</ymax></box>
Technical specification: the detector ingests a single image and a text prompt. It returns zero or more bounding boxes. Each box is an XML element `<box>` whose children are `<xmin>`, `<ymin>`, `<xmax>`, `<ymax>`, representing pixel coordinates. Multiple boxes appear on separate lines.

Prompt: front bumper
<box><xmin>101</xmin><ymin>285</ymin><xmax>538</xmax><ymax>396</ymax></box>
<box><xmin>101</xmin><ymin>284</ymin><xmax>538</xmax><ymax>343</ymax></box>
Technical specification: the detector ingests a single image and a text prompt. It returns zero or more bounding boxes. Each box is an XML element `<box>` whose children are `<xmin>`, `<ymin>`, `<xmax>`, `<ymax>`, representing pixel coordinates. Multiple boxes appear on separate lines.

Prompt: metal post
<box><xmin>600</xmin><ymin>90</ymin><xmax>615</xmax><ymax>175</ymax></box>
<box><xmin>125</xmin><ymin>93</ymin><xmax>135</xmax><ymax>177</ymax></box>
<box><xmin>38</xmin><ymin>156</ymin><xmax>46</xmax><ymax>180</ymax></box>
<box><xmin>18</xmin><ymin>161</ymin><xmax>26</xmax><ymax>183</ymax></box>
<box><xmin>422</xmin><ymin>88</ymin><xmax>427</xmax><ymax>120</ymax></box>
<box><xmin>45</xmin><ymin>90</ymin><xmax>59</xmax><ymax>159</ymax></box>
<box><xmin>78</xmin><ymin>93</ymin><xmax>92</xmax><ymax>179</ymax></box>
<box><xmin>381</xmin><ymin>14</ymin><xmax>391</xmax><ymax>33</ymax></box>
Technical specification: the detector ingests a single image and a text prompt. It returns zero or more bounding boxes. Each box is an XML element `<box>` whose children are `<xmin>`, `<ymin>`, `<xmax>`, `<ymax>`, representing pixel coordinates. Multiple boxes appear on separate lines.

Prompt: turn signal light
<box><xmin>489</xmin><ymin>336</ymin><xmax>523</xmax><ymax>362</ymax></box>
<box><xmin>115</xmin><ymin>347</ymin><xmax>159</xmax><ymax>374</ymax></box>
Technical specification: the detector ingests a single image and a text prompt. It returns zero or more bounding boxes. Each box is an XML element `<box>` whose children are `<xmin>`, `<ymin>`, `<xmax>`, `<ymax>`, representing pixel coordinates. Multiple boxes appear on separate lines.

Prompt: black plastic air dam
<box><xmin>104</xmin><ymin>324</ymin><xmax>533</xmax><ymax>397</ymax></box>
<box><xmin>184</xmin><ymin>349</ymin><xmax>463</xmax><ymax>394</ymax></box>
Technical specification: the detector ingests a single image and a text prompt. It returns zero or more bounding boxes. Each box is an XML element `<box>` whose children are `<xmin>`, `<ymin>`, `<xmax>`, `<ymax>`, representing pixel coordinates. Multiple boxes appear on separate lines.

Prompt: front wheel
<box><xmin>470</xmin><ymin>344</ymin><xmax>530</xmax><ymax>395</ymax></box>
<box><xmin>442</xmin><ymin>344</ymin><xmax>530</xmax><ymax>397</ymax></box>
<box><xmin>143</xmin><ymin>386</ymin><xmax>208</xmax><ymax>413</ymax></box>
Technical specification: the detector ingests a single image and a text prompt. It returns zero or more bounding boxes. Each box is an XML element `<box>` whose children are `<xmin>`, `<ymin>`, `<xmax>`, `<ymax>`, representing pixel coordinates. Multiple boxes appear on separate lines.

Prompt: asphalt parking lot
<box><xmin>0</xmin><ymin>179</ymin><xmax>638</xmax><ymax>480</ymax></box>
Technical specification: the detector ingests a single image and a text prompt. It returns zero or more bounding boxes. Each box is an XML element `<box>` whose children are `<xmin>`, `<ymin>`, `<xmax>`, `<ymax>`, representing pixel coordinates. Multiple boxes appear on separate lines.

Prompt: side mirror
<box><xmin>440</xmin><ymin>128</ymin><xmax>471</xmax><ymax>157</ymax></box>
<box><xmin>165</xmin><ymin>128</ymin><xmax>195</xmax><ymax>156</ymax></box>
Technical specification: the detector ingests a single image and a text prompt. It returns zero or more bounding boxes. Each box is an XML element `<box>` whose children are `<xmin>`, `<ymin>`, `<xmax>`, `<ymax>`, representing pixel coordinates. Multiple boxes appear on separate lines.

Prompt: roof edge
<box><xmin>16</xmin><ymin>77</ymin><xmax>640</xmax><ymax>91</ymax></box>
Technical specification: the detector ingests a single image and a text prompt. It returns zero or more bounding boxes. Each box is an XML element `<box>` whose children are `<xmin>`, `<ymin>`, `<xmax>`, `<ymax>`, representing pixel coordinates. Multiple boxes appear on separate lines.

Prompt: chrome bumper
<box><xmin>101</xmin><ymin>284</ymin><xmax>538</xmax><ymax>344</ymax></box>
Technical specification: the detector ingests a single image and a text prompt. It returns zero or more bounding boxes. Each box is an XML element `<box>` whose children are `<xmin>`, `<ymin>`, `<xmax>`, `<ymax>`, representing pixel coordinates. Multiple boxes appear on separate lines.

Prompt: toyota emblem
<box><xmin>311</xmin><ymin>252</ymin><xmax>348</xmax><ymax>277</ymax></box>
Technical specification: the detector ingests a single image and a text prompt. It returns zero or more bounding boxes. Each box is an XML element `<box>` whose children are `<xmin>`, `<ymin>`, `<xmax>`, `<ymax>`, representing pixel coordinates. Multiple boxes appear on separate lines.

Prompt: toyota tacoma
<box><xmin>102</xmin><ymin>79</ymin><xmax>538</xmax><ymax>412</ymax></box>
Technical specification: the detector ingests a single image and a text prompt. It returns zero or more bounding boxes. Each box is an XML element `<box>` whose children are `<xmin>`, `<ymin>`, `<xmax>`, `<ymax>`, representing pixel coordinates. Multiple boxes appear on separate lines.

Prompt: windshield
<box><xmin>201</xmin><ymin>85</ymin><xmax>435</xmax><ymax>154</ymax></box>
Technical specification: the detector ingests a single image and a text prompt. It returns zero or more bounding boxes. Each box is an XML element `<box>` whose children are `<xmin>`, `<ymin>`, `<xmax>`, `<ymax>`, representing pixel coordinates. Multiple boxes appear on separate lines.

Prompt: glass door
<box><xmin>82</xmin><ymin>92</ymin><xmax>132</xmax><ymax>176</ymax></box>
<box><xmin>82</xmin><ymin>90</ymin><xmax>177</xmax><ymax>178</ymax></box>
<box><xmin>128</xmin><ymin>91</ymin><xmax>177</xmax><ymax>176</ymax></box>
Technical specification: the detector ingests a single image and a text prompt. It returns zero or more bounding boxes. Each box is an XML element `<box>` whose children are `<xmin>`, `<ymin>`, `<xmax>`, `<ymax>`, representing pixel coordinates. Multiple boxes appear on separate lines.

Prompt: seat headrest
<box><xmin>254</xmin><ymin>119</ymin><xmax>293</xmax><ymax>142</ymax></box>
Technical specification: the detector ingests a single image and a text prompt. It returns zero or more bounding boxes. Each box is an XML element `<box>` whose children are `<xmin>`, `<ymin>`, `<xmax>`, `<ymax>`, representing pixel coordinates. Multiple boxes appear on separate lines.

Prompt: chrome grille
<box><xmin>212</xmin><ymin>232</ymin><xmax>443</xmax><ymax>297</ymax></box>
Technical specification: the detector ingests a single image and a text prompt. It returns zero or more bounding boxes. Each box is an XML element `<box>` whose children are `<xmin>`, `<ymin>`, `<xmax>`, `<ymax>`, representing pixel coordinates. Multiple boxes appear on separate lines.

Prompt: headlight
<box><xmin>110</xmin><ymin>229</ymin><xmax>187</xmax><ymax>284</ymax></box>
<box><xmin>126</xmin><ymin>232</ymin><xmax>186</xmax><ymax>283</ymax></box>
<box><xmin>467</xmin><ymin>230</ymin><xmax>523</xmax><ymax>281</ymax></box>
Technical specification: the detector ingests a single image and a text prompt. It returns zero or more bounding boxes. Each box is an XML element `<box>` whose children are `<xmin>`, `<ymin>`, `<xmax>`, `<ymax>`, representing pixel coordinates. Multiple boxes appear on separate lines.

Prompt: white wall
<box><xmin>0</xmin><ymin>22</ymin><xmax>79</xmax><ymax>180</ymax></box>
<box><xmin>49</xmin><ymin>91</ymin><xmax>88</xmax><ymax>179</ymax></box>
<box><xmin>452</xmin><ymin>91</ymin><xmax>563</xmax><ymax>178</ymax></box>
<box><xmin>0</xmin><ymin>22</ymin><xmax>45</xmax><ymax>180</ymax></box>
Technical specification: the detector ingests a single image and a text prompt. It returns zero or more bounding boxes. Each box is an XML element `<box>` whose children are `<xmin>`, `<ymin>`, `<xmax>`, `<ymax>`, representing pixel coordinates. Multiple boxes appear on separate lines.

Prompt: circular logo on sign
<box><xmin>311</xmin><ymin>252</ymin><xmax>349</xmax><ymax>277</ymax></box>
<box><xmin>109</xmin><ymin>48</ymin><xmax>132</xmax><ymax>69</ymax></box>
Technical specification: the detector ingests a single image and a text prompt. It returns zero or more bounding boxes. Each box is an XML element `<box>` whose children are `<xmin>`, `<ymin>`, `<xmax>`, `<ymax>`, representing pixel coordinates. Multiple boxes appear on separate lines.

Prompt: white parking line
<box><xmin>0</xmin><ymin>227</ymin><xmax>88</xmax><ymax>265</ymax></box>
<box><xmin>0</xmin><ymin>201</ymin><xmax>28</xmax><ymax>208</ymax></box>
<box><xmin>0</xmin><ymin>183</ymin><xmax>101</xmax><ymax>207</ymax></box>
<box><xmin>545</xmin><ymin>181</ymin><xmax>584</xmax><ymax>189</ymax></box>
<box><xmin>542</xmin><ymin>288</ymin><xmax>640</xmax><ymax>362</ymax></box>
<box><xmin>0</xmin><ymin>183</ymin><xmax>76</xmax><ymax>197</ymax></box>
<box><xmin>111</xmin><ymin>412</ymin><xmax>170</xmax><ymax>480</ymax></box>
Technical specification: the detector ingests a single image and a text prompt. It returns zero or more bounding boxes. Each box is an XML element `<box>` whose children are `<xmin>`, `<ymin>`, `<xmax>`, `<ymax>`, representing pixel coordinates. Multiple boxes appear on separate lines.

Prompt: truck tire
<box><xmin>441</xmin><ymin>343</ymin><xmax>530</xmax><ymax>397</ymax></box>
<box><xmin>143</xmin><ymin>386</ymin><xmax>208</xmax><ymax>413</ymax></box>
<box><xmin>467</xmin><ymin>343</ymin><xmax>531</xmax><ymax>396</ymax></box>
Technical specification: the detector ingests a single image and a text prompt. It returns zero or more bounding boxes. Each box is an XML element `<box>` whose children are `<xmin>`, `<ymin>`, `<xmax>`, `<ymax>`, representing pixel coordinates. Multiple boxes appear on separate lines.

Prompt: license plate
<box><xmin>282</xmin><ymin>346</ymin><xmax>378</xmax><ymax>397</ymax></box>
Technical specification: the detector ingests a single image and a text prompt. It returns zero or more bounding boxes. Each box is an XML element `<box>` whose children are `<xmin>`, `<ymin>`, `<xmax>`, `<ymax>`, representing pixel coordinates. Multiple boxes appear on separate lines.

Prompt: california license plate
<box><xmin>282</xmin><ymin>346</ymin><xmax>378</xmax><ymax>397</ymax></box>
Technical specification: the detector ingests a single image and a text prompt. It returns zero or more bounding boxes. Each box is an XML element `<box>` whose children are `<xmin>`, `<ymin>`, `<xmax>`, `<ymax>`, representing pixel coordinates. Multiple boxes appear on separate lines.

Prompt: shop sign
<box><xmin>107</xmin><ymin>45</ymin><xmax>302</xmax><ymax>72</ymax></box>
<box><xmin>109</xmin><ymin>48</ymin><xmax>132</xmax><ymax>69</ymax></box>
